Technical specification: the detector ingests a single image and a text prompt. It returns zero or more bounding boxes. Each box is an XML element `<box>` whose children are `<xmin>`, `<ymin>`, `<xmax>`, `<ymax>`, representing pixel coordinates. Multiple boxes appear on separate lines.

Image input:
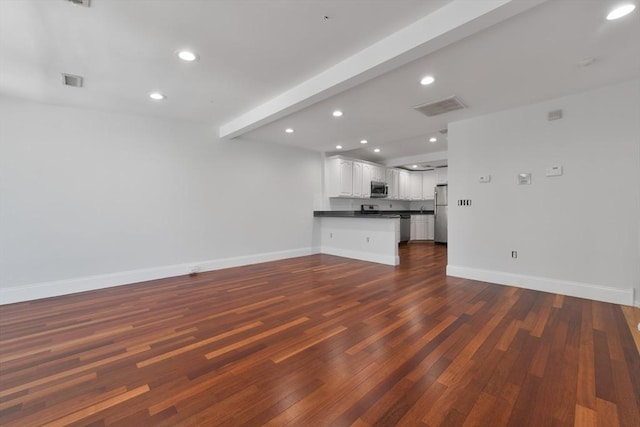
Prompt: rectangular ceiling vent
<box><xmin>62</xmin><ymin>73</ymin><xmax>83</xmax><ymax>88</ymax></box>
<box><xmin>414</xmin><ymin>96</ymin><xmax>466</xmax><ymax>117</ymax></box>
<box><xmin>66</xmin><ymin>0</ymin><xmax>90</xmax><ymax>7</ymax></box>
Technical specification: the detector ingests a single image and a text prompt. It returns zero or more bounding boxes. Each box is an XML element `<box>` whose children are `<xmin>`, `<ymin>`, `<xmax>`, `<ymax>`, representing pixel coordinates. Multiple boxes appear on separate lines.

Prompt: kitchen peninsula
<box><xmin>314</xmin><ymin>210</ymin><xmax>401</xmax><ymax>266</ymax></box>
<box><xmin>314</xmin><ymin>205</ymin><xmax>435</xmax><ymax>266</ymax></box>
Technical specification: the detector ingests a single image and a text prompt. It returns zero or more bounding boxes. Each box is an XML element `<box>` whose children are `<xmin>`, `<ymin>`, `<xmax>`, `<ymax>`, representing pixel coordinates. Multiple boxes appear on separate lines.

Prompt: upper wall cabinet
<box><xmin>352</xmin><ymin>161</ymin><xmax>363</xmax><ymax>197</ymax></box>
<box><xmin>398</xmin><ymin>170</ymin><xmax>410</xmax><ymax>200</ymax></box>
<box><xmin>410</xmin><ymin>172</ymin><xmax>422</xmax><ymax>200</ymax></box>
<box><xmin>386</xmin><ymin>168</ymin><xmax>399</xmax><ymax>200</ymax></box>
<box><xmin>325</xmin><ymin>156</ymin><xmax>376</xmax><ymax>199</ymax></box>
<box><xmin>436</xmin><ymin>167</ymin><xmax>448</xmax><ymax>185</ymax></box>
<box><xmin>362</xmin><ymin>163</ymin><xmax>372</xmax><ymax>198</ymax></box>
<box><xmin>422</xmin><ymin>170</ymin><xmax>436</xmax><ymax>200</ymax></box>
<box><xmin>326</xmin><ymin>156</ymin><xmax>446</xmax><ymax>200</ymax></box>
<box><xmin>326</xmin><ymin>157</ymin><xmax>354</xmax><ymax>197</ymax></box>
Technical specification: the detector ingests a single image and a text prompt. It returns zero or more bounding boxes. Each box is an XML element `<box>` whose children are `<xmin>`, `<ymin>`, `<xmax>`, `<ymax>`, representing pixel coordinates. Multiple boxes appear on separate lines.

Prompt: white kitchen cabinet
<box><xmin>362</xmin><ymin>163</ymin><xmax>372</xmax><ymax>198</ymax></box>
<box><xmin>399</xmin><ymin>170</ymin><xmax>410</xmax><ymax>200</ymax></box>
<box><xmin>436</xmin><ymin>167</ymin><xmax>448</xmax><ymax>185</ymax></box>
<box><xmin>370</xmin><ymin>165</ymin><xmax>381</xmax><ymax>183</ymax></box>
<box><xmin>416</xmin><ymin>220</ymin><xmax>427</xmax><ymax>240</ymax></box>
<box><xmin>410</xmin><ymin>214</ymin><xmax>435</xmax><ymax>240</ymax></box>
<box><xmin>410</xmin><ymin>215</ymin><xmax>427</xmax><ymax>240</ymax></box>
<box><xmin>410</xmin><ymin>218</ymin><xmax>417</xmax><ymax>240</ymax></box>
<box><xmin>422</xmin><ymin>170</ymin><xmax>436</xmax><ymax>200</ymax></box>
<box><xmin>410</xmin><ymin>173</ymin><xmax>422</xmax><ymax>200</ymax></box>
<box><xmin>325</xmin><ymin>157</ymin><xmax>353</xmax><ymax>197</ymax></box>
<box><xmin>386</xmin><ymin>168</ymin><xmax>399</xmax><ymax>200</ymax></box>
<box><xmin>426</xmin><ymin>215</ymin><xmax>435</xmax><ymax>240</ymax></box>
<box><xmin>352</xmin><ymin>161</ymin><xmax>363</xmax><ymax>197</ymax></box>
<box><xmin>325</xmin><ymin>156</ymin><xmax>394</xmax><ymax>199</ymax></box>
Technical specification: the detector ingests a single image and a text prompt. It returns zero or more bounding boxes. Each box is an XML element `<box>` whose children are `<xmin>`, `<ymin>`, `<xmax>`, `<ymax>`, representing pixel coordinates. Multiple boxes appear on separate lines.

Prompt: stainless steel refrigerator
<box><xmin>434</xmin><ymin>184</ymin><xmax>448</xmax><ymax>244</ymax></box>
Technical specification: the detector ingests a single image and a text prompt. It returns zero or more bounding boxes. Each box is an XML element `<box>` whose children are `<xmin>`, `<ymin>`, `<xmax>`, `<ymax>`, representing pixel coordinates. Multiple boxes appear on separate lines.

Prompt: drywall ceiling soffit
<box><xmin>218</xmin><ymin>0</ymin><xmax>547</xmax><ymax>140</ymax></box>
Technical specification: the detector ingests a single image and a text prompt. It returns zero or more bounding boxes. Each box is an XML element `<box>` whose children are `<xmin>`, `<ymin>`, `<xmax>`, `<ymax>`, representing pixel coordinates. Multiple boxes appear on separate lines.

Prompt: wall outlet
<box><xmin>366</xmin><ymin>237</ymin><xmax>370</xmax><ymax>243</ymax></box>
<box><xmin>330</xmin><ymin>232</ymin><xmax>333</xmax><ymax>238</ymax></box>
<box><xmin>511</xmin><ymin>251</ymin><xmax>518</xmax><ymax>259</ymax></box>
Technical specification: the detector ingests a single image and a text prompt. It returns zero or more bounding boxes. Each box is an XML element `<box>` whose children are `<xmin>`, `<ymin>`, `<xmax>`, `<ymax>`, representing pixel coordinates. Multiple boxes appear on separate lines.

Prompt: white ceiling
<box><xmin>1</xmin><ymin>0</ymin><xmax>639</xmax><ymax>168</ymax></box>
<box><xmin>0</xmin><ymin>0</ymin><xmax>451</xmax><ymax>123</ymax></box>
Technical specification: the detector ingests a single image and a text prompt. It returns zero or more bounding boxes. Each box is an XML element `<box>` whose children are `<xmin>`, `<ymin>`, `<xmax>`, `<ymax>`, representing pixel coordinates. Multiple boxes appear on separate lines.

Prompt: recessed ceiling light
<box><xmin>336</xmin><ymin>145</ymin><xmax>343</xmax><ymax>149</ymax></box>
<box><xmin>149</xmin><ymin>92</ymin><xmax>166</xmax><ymax>100</ymax></box>
<box><xmin>177</xmin><ymin>50</ymin><xmax>199</xmax><ymax>62</ymax></box>
<box><xmin>607</xmin><ymin>4</ymin><xmax>636</xmax><ymax>20</ymax></box>
<box><xmin>420</xmin><ymin>75</ymin><xmax>435</xmax><ymax>86</ymax></box>
<box><xmin>374</xmin><ymin>148</ymin><xmax>381</xmax><ymax>153</ymax></box>
<box><xmin>429</xmin><ymin>137</ymin><xmax>437</xmax><ymax>142</ymax></box>
<box><xmin>285</xmin><ymin>128</ymin><xmax>294</xmax><ymax>133</ymax></box>
<box><xmin>332</xmin><ymin>110</ymin><xmax>343</xmax><ymax>117</ymax></box>
<box><xmin>412</xmin><ymin>165</ymin><xmax>418</xmax><ymax>169</ymax></box>
<box><xmin>360</xmin><ymin>139</ymin><xmax>368</xmax><ymax>144</ymax></box>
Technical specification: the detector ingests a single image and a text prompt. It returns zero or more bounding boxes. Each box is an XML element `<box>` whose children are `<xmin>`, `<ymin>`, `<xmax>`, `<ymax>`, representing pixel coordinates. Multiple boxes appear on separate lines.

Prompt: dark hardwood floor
<box><xmin>1</xmin><ymin>243</ymin><xmax>639</xmax><ymax>426</ymax></box>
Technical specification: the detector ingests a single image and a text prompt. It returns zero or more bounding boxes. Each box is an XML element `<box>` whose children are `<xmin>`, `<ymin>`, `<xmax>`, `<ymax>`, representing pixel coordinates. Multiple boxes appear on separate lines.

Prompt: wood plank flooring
<box><xmin>1</xmin><ymin>242</ymin><xmax>639</xmax><ymax>426</ymax></box>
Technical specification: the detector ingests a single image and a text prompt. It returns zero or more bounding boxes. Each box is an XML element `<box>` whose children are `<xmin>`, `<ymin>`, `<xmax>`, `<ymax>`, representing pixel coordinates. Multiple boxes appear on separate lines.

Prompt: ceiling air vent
<box><xmin>414</xmin><ymin>96</ymin><xmax>466</xmax><ymax>117</ymax></box>
<box><xmin>62</xmin><ymin>73</ymin><xmax>83</xmax><ymax>88</ymax></box>
<box><xmin>66</xmin><ymin>0</ymin><xmax>91</xmax><ymax>6</ymax></box>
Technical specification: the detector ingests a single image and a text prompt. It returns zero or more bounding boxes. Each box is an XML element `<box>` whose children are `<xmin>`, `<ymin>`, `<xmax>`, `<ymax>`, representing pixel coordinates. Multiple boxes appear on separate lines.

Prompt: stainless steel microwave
<box><xmin>370</xmin><ymin>181</ymin><xmax>388</xmax><ymax>198</ymax></box>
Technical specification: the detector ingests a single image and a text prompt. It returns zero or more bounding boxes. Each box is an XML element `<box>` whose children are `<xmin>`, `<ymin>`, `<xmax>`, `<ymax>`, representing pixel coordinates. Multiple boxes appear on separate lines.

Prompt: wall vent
<box><xmin>414</xmin><ymin>96</ymin><xmax>466</xmax><ymax>117</ymax></box>
<box><xmin>548</xmin><ymin>109</ymin><xmax>563</xmax><ymax>121</ymax></box>
<box><xmin>66</xmin><ymin>0</ymin><xmax>91</xmax><ymax>6</ymax></box>
<box><xmin>62</xmin><ymin>73</ymin><xmax>83</xmax><ymax>88</ymax></box>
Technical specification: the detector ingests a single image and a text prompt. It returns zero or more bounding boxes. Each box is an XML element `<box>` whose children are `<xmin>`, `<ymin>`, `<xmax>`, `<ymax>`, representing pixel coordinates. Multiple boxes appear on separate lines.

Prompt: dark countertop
<box><xmin>314</xmin><ymin>210</ymin><xmax>434</xmax><ymax>218</ymax></box>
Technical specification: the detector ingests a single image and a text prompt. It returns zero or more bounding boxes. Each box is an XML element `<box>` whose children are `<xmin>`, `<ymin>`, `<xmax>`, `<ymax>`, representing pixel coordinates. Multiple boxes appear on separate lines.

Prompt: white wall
<box><xmin>0</xmin><ymin>96</ymin><xmax>323</xmax><ymax>303</ymax></box>
<box><xmin>447</xmin><ymin>78</ymin><xmax>640</xmax><ymax>306</ymax></box>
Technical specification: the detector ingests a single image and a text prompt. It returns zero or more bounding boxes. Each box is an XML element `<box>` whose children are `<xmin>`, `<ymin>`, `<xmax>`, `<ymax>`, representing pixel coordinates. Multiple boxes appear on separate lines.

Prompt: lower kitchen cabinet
<box><xmin>425</xmin><ymin>215</ymin><xmax>434</xmax><ymax>240</ymax></box>
<box><xmin>410</xmin><ymin>214</ymin><xmax>435</xmax><ymax>240</ymax></box>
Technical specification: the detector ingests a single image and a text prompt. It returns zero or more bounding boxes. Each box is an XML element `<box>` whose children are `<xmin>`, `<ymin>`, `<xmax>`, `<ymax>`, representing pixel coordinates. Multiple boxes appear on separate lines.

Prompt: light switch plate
<box><xmin>546</xmin><ymin>165</ymin><xmax>563</xmax><ymax>177</ymax></box>
<box><xmin>479</xmin><ymin>175</ymin><xmax>491</xmax><ymax>183</ymax></box>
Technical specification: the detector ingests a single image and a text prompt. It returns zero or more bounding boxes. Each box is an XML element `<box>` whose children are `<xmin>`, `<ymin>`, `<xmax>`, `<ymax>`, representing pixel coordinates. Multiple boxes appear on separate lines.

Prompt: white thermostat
<box><xmin>546</xmin><ymin>165</ymin><xmax>563</xmax><ymax>177</ymax></box>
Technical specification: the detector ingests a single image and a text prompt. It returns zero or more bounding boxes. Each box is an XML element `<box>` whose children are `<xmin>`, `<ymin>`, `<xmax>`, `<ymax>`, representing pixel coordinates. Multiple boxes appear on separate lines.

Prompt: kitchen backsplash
<box><xmin>409</xmin><ymin>200</ymin><xmax>434</xmax><ymax>211</ymax></box>
<box><xmin>328</xmin><ymin>198</ymin><xmax>411</xmax><ymax>211</ymax></box>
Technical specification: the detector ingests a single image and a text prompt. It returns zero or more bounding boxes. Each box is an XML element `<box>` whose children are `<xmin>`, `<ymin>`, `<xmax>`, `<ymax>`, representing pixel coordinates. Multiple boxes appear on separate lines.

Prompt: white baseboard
<box><xmin>446</xmin><ymin>265</ymin><xmax>635</xmax><ymax>306</ymax></box>
<box><xmin>0</xmin><ymin>247</ymin><xmax>319</xmax><ymax>305</ymax></box>
<box><xmin>320</xmin><ymin>246</ymin><xmax>399</xmax><ymax>266</ymax></box>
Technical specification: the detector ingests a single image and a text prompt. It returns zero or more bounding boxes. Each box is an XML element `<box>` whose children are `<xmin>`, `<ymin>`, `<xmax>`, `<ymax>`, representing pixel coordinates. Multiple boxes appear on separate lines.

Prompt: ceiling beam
<box><xmin>219</xmin><ymin>0</ymin><xmax>548</xmax><ymax>140</ymax></box>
